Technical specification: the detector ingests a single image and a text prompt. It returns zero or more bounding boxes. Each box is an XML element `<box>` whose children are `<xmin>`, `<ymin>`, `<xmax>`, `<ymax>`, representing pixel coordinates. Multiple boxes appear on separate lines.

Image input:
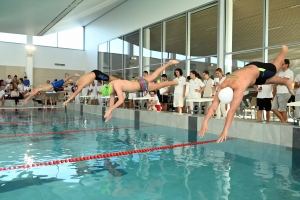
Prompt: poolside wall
<box><xmin>61</xmin><ymin>103</ymin><xmax>300</xmax><ymax>168</ymax></box>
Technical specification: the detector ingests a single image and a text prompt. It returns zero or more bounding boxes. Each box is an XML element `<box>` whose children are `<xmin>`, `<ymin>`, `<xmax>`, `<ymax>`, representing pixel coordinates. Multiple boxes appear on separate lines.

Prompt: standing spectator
<box><xmin>294</xmin><ymin>73</ymin><xmax>300</xmax><ymax>118</ymax></box>
<box><xmin>97</xmin><ymin>81</ymin><xmax>103</xmax><ymax>105</ymax></box>
<box><xmin>271</xmin><ymin>59</ymin><xmax>294</xmax><ymax>122</ymax></box>
<box><xmin>0</xmin><ymin>87</ymin><xmax>5</xmax><ymax>107</ymax></box>
<box><xmin>89</xmin><ymin>81</ymin><xmax>98</xmax><ymax>105</ymax></box>
<box><xmin>215</xmin><ymin>68</ymin><xmax>227</xmax><ymax>118</ymax></box>
<box><xmin>188</xmin><ymin>71</ymin><xmax>205</xmax><ymax>113</ymax></box>
<box><xmin>11</xmin><ymin>88</ymin><xmax>20</xmax><ymax>106</ymax></box>
<box><xmin>173</xmin><ymin>68</ymin><xmax>186</xmax><ymax>113</ymax></box>
<box><xmin>202</xmin><ymin>70</ymin><xmax>215</xmax><ymax>112</ymax></box>
<box><xmin>254</xmin><ymin>84</ymin><xmax>273</xmax><ymax>122</ymax></box>
<box><xmin>159</xmin><ymin>74</ymin><xmax>171</xmax><ymax>111</ymax></box>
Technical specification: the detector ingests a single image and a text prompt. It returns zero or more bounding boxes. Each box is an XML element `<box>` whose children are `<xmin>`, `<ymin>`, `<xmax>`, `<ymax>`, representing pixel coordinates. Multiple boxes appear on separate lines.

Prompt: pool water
<box><xmin>0</xmin><ymin>108</ymin><xmax>299</xmax><ymax>200</ymax></box>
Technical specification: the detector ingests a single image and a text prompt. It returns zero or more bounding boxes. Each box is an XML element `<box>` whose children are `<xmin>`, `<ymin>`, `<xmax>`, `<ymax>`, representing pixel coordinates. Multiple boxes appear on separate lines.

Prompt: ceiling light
<box><xmin>268</xmin><ymin>26</ymin><xmax>283</xmax><ymax>31</ymax></box>
<box><xmin>206</xmin><ymin>26</ymin><xmax>217</xmax><ymax>30</ymax></box>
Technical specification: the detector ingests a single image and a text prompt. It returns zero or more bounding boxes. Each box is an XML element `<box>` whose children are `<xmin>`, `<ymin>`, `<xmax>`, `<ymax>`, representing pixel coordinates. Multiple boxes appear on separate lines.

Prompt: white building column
<box><xmin>139</xmin><ymin>28</ymin><xmax>144</xmax><ymax>77</ymax></box>
<box><xmin>143</xmin><ymin>28</ymin><xmax>150</xmax><ymax>74</ymax></box>
<box><xmin>263</xmin><ymin>0</ymin><xmax>269</xmax><ymax>62</ymax></box>
<box><xmin>217</xmin><ymin>0</ymin><xmax>226</xmax><ymax>73</ymax></box>
<box><xmin>26</xmin><ymin>36</ymin><xmax>34</xmax><ymax>86</ymax></box>
<box><xmin>224</xmin><ymin>0</ymin><xmax>233</xmax><ymax>73</ymax></box>
<box><xmin>186</xmin><ymin>12</ymin><xmax>191</xmax><ymax>76</ymax></box>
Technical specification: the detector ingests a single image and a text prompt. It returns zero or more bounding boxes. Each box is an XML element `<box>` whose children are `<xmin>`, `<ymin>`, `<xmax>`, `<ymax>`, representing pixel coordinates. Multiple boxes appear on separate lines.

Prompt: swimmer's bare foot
<box><xmin>287</xmin><ymin>79</ymin><xmax>295</xmax><ymax>95</ymax></box>
<box><xmin>168</xmin><ymin>60</ymin><xmax>179</xmax><ymax>66</ymax></box>
<box><xmin>74</xmin><ymin>73</ymin><xmax>80</xmax><ymax>77</ymax></box>
<box><xmin>282</xmin><ymin>45</ymin><xmax>288</xmax><ymax>52</ymax></box>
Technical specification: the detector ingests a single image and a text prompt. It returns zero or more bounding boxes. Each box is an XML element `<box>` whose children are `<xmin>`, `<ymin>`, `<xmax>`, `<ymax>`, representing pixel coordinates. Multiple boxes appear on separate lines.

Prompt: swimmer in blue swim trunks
<box><xmin>96</xmin><ymin>60</ymin><xmax>180</xmax><ymax>122</ymax></box>
<box><xmin>199</xmin><ymin>45</ymin><xmax>294</xmax><ymax>143</ymax></box>
<box><xmin>22</xmin><ymin>73</ymin><xmax>80</xmax><ymax>105</ymax></box>
<box><xmin>62</xmin><ymin>70</ymin><xmax>119</xmax><ymax>107</ymax></box>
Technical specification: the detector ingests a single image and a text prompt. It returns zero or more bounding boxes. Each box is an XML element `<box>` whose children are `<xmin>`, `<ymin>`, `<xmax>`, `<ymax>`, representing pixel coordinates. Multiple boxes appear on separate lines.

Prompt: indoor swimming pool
<box><xmin>0</xmin><ymin>108</ymin><xmax>299</xmax><ymax>200</ymax></box>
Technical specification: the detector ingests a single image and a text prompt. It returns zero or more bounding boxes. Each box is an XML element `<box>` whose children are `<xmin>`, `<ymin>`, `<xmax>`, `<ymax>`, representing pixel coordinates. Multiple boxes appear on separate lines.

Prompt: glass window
<box><xmin>232</xmin><ymin>0</ymin><xmax>263</xmax><ymax>51</ymax></box>
<box><xmin>123</xmin><ymin>32</ymin><xmax>140</xmax><ymax>68</ymax></box>
<box><xmin>143</xmin><ymin>24</ymin><xmax>162</xmax><ymax>66</ymax></box>
<box><xmin>124</xmin><ymin>67</ymin><xmax>139</xmax><ymax>80</ymax></box>
<box><xmin>57</xmin><ymin>27</ymin><xmax>83</xmax><ymax>50</ymax></box>
<box><xmin>227</xmin><ymin>51</ymin><xmax>263</xmax><ymax>72</ymax></box>
<box><xmin>268</xmin><ymin>45</ymin><xmax>300</xmax><ymax>64</ymax></box>
<box><xmin>0</xmin><ymin>32</ymin><xmax>27</xmax><ymax>44</ymax></box>
<box><xmin>190</xmin><ymin>6</ymin><xmax>218</xmax><ymax>57</ymax></box>
<box><xmin>269</xmin><ymin>0</ymin><xmax>300</xmax><ymax>46</ymax></box>
<box><xmin>110</xmin><ymin>37</ymin><xmax>123</xmax><ymax>70</ymax></box>
<box><xmin>33</xmin><ymin>33</ymin><xmax>57</xmax><ymax>47</ymax></box>
<box><xmin>108</xmin><ymin>70</ymin><xmax>123</xmax><ymax>79</ymax></box>
<box><xmin>98</xmin><ymin>42</ymin><xmax>109</xmax><ymax>71</ymax></box>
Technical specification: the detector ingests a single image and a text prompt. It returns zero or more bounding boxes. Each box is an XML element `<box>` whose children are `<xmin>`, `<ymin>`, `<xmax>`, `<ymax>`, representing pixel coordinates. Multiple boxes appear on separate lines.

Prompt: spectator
<box><xmin>254</xmin><ymin>84</ymin><xmax>273</xmax><ymax>122</ymax></box>
<box><xmin>159</xmin><ymin>74</ymin><xmax>171</xmax><ymax>111</ymax></box>
<box><xmin>202</xmin><ymin>70</ymin><xmax>215</xmax><ymax>112</ymax></box>
<box><xmin>11</xmin><ymin>88</ymin><xmax>20</xmax><ymax>106</ymax></box>
<box><xmin>0</xmin><ymin>87</ymin><xmax>5</xmax><ymax>107</ymax></box>
<box><xmin>148</xmin><ymin>91</ymin><xmax>160</xmax><ymax>111</ymax></box>
<box><xmin>215</xmin><ymin>68</ymin><xmax>227</xmax><ymax>118</ymax></box>
<box><xmin>294</xmin><ymin>73</ymin><xmax>300</xmax><ymax>118</ymax></box>
<box><xmin>12</xmin><ymin>75</ymin><xmax>18</xmax><ymax>89</ymax></box>
<box><xmin>89</xmin><ymin>81</ymin><xmax>98</xmax><ymax>105</ymax></box>
<box><xmin>6</xmin><ymin>75</ymin><xmax>11</xmax><ymax>85</ymax></box>
<box><xmin>271</xmin><ymin>59</ymin><xmax>294</xmax><ymax>123</ymax></box>
<box><xmin>18</xmin><ymin>79</ymin><xmax>25</xmax><ymax>98</ymax></box>
<box><xmin>173</xmin><ymin>68</ymin><xmax>186</xmax><ymax>113</ymax></box>
<box><xmin>188</xmin><ymin>71</ymin><xmax>205</xmax><ymax>113</ymax></box>
<box><xmin>5</xmin><ymin>82</ymin><xmax>13</xmax><ymax>92</ymax></box>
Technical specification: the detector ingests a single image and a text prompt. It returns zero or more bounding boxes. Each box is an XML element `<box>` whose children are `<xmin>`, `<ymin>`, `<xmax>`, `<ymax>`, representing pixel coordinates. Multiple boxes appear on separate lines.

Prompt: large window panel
<box><xmin>190</xmin><ymin>57</ymin><xmax>216</xmax><ymax>79</ymax></box>
<box><xmin>33</xmin><ymin>33</ymin><xmax>57</xmax><ymax>47</ymax></box>
<box><xmin>108</xmin><ymin>70</ymin><xmax>123</xmax><ymax>79</ymax></box>
<box><xmin>124</xmin><ymin>32</ymin><xmax>140</xmax><ymax>68</ymax></box>
<box><xmin>124</xmin><ymin>67</ymin><xmax>139</xmax><ymax>80</ymax></box>
<box><xmin>165</xmin><ymin>16</ymin><xmax>186</xmax><ymax>56</ymax></box>
<box><xmin>268</xmin><ymin>45</ymin><xmax>300</xmax><ymax>64</ymax></box>
<box><xmin>58</xmin><ymin>27</ymin><xmax>83</xmax><ymax>50</ymax></box>
<box><xmin>0</xmin><ymin>32</ymin><xmax>27</xmax><ymax>44</ymax></box>
<box><xmin>98</xmin><ymin>42</ymin><xmax>109</xmax><ymax>72</ymax></box>
<box><xmin>110</xmin><ymin>37</ymin><xmax>123</xmax><ymax>70</ymax></box>
<box><xmin>232</xmin><ymin>0</ymin><xmax>263</xmax><ymax>51</ymax></box>
<box><xmin>143</xmin><ymin>24</ymin><xmax>162</xmax><ymax>66</ymax></box>
<box><xmin>227</xmin><ymin>51</ymin><xmax>263</xmax><ymax>72</ymax></box>
<box><xmin>190</xmin><ymin>6</ymin><xmax>218</xmax><ymax>57</ymax></box>
<box><xmin>269</xmin><ymin>0</ymin><xmax>300</xmax><ymax>46</ymax></box>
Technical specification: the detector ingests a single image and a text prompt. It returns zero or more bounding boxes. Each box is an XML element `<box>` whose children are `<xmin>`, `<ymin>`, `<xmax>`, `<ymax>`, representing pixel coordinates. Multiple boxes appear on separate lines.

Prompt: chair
<box><xmin>243</xmin><ymin>97</ymin><xmax>257</xmax><ymax>119</ymax></box>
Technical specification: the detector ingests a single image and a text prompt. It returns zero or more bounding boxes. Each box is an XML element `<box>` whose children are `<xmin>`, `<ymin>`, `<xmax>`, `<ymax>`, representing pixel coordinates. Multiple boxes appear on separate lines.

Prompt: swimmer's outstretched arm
<box><xmin>104</xmin><ymin>85</ymin><xmax>124</xmax><ymax>122</ymax></box>
<box><xmin>22</xmin><ymin>84</ymin><xmax>53</xmax><ymax>105</ymax></box>
<box><xmin>62</xmin><ymin>84</ymin><xmax>84</xmax><ymax>107</ymax></box>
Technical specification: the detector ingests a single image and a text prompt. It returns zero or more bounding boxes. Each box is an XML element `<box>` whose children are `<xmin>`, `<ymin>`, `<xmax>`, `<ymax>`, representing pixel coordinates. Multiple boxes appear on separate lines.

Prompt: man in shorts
<box><xmin>23</xmin><ymin>73</ymin><xmax>80</xmax><ymax>105</ymax></box>
<box><xmin>62</xmin><ymin>70</ymin><xmax>118</xmax><ymax>107</ymax></box>
<box><xmin>254</xmin><ymin>84</ymin><xmax>273</xmax><ymax>122</ymax></box>
<box><xmin>199</xmin><ymin>45</ymin><xmax>294</xmax><ymax>143</ymax></box>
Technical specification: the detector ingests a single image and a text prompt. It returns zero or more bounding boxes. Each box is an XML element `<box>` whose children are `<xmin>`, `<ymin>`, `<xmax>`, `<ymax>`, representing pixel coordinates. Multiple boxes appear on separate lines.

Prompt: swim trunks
<box><xmin>51</xmin><ymin>79</ymin><xmax>64</xmax><ymax>88</ymax></box>
<box><xmin>134</xmin><ymin>77</ymin><xmax>149</xmax><ymax>92</ymax></box>
<box><xmin>92</xmin><ymin>70</ymin><xmax>109</xmax><ymax>81</ymax></box>
<box><xmin>245</xmin><ymin>62</ymin><xmax>277</xmax><ymax>85</ymax></box>
<box><xmin>53</xmin><ymin>87</ymin><xmax>64</xmax><ymax>92</ymax></box>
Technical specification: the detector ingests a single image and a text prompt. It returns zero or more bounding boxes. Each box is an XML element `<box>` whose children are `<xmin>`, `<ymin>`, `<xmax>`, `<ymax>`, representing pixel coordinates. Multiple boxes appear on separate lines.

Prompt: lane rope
<box><xmin>0</xmin><ymin>138</ymin><xmax>233</xmax><ymax>171</ymax></box>
<box><xmin>0</xmin><ymin>117</ymin><xmax>102</xmax><ymax>125</ymax></box>
<box><xmin>0</xmin><ymin>125</ymin><xmax>153</xmax><ymax>139</ymax></box>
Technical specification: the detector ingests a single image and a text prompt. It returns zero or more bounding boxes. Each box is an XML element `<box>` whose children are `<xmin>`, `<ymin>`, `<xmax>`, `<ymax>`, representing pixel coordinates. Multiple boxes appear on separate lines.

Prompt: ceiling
<box><xmin>0</xmin><ymin>0</ymin><xmax>126</xmax><ymax>36</ymax></box>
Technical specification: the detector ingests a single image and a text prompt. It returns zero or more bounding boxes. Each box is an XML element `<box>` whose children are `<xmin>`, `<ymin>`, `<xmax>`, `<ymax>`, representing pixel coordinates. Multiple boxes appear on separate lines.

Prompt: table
<box><xmin>186</xmin><ymin>98</ymin><xmax>214</xmax><ymax>114</ymax></box>
<box><xmin>287</xmin><ymin>101</ymin><xmax>300</xmax><ymax>122</ymax></box>
<box><xmin>132</xmin><ymin>96</ymin><xmax>151</xmax><ymax>109</ymax></box>
<box><xmin>80</xmin><ymin>95</ymin><xmax>91</xmax><ymax>105</ymax></box>
<box><xmin>100</xmin><ymin>96</ymin><xmax>117</xmax><ymax>106</ymax></box>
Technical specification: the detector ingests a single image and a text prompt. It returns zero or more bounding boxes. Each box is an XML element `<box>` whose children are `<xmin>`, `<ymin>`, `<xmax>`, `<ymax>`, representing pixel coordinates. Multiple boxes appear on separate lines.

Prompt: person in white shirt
<box><xmin>188</xmin><ymin>71</ymin><xmax>205</xmax><ymax>113</ymax></box>
<box><xmin>11</xmin><ymin>88</ymin><xmax>20</xmax><ymax>106</ymax></box>
<box><xmin>159</xmin><ymin>74</ymin><xmax>170</xmax><ymax>111</ymax></box>
<box><xmin>18</xmin><ymin>80</ymin><xmax>25</xmax><ymax>98</ymax></box>
<box><xmin>0</xmin><ymin>87</ymin><xmax>5</xmax><ymax>107</ymax></box>
<box><xmin>6</xmin><ymin>75</ymin><xmax>12</xmax><ymax>86</ymax></box>
<box><xmin>271</xmin><ymin>59</ymin><xmax>294</xmax><ymax>122</ymax></box>
<box><xmin>97</xmin><ymin>81</ymin><xmax>103</xmax><ymax>105</ymax></box>
<box><xmin>294</xmin><ymin>73</ymin><xmax>300</xmax><ymax>118</ymax></box>
<box><xmin>173</xmin><ymin>68</ymin><xmax>186</xmax><ymax>113</ymax></box>
<box><xmin>214</xmin><ymin>68</ymin><xmax>227</xmax><ymax>118</ymax></box>
<box><xmin>254</xmin><ymin>84</ymin><xmax>273</xmax><ymax>122</ymax></box>
<box><xmin>202</xmin><ymin>70</ymin><xmax>215</xmax><ymax>112</ymax></box>
<box><xmin>89</xmin><ymin>81</ymin><xmax>98</xmax><ymax>105</ymax></box>
<box><xmin>148</xmin><ymin>91</ymin><xmax>161</xmax><ymax>111</ymax></box>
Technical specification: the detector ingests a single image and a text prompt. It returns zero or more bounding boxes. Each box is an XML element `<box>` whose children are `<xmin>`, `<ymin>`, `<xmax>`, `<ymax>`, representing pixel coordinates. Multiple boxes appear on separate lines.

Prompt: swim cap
<box><xmin>71</xmin><ymin>85</ymin><xmax>78</xmax><ymax>93</ymax></box>
<box><xmin>218</xmin><ymin>87</ymin><xmax>233</xmax><ymax>104</ymax></box>
<box><xmin>101</xmin><ymin>85</ymin><xmax>112</xmax><ymax>96</ymax></box>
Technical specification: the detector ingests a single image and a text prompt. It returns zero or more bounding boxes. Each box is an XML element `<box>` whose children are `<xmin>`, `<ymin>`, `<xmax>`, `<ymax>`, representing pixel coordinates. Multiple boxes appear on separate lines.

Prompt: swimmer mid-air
<box><xmin>22</xmin><ymin>73</ymin><xmax>80</xmax><ymax>105</ymax></box>
<box><xmin>199</xmin><ymin>45</ymin><xmax>294</xmax><ymax>143</ymax></box>
<box><xmin>62</xmin><ymin>70</ymin><xmax>118</xmax><ymax>107</ymax></box>
<box><xmin>101</xmin><ymin>60</ymin><xmax>180</xmax><ymax>122</ymax></box>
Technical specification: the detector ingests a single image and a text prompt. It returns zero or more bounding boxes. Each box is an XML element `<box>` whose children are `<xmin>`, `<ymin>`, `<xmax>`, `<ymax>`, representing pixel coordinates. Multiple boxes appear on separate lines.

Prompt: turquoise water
<box><xmin>0</xmin><ymin>108</ymin><xmax>299</xmax><ymax>200</ymax></box>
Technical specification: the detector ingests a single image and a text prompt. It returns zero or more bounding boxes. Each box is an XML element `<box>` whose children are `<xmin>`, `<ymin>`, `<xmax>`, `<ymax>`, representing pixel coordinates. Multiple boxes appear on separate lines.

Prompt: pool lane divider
<box><xmin>0</xmin><ymin>117</ymin><xmax>102</xmax><ymax>125</ymax></box>
<box><xmin>0</xmin><ymin>125</ymin><xmax>153</xmax><ymax>139</ymax></box>
<box><xmin>0</xmin><ymin>138</ymin><xmax>233</xmax><ymax>171</ymax></box>
<box><xmin>0</xmin><ymin>109</ymin><xmax>64</xmax><ymax>113</ymax></box>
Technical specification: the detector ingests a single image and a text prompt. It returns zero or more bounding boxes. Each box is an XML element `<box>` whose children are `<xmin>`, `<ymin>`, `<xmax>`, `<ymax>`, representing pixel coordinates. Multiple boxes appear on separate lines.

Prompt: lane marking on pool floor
<box><xmin>0</xmin><ymin>117</ymin><xmax>102</xmax><ymax>125</ymax></box>
<box><xmin>0</xmin><ymin>138</ymin><xmax>233</xmax><ymax>171</ymax></box>
<box><xmin>0</xmin><ymin>125</ymin><xmax>153</xmax><ymax>139</ymax></box>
